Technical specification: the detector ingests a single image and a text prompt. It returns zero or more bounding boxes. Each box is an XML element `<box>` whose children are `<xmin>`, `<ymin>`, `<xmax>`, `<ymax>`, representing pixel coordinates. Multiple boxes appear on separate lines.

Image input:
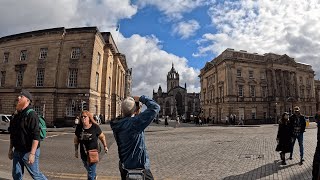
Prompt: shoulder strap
<box><xmin>26</xmin><ymin>109</ymin><xmax>34</xmax><ymax>116</ymax></box>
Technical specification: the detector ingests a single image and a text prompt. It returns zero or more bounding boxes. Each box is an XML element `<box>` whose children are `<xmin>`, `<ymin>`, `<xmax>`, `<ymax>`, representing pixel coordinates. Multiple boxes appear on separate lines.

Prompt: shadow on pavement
<box><xmin>223</xmin><ymin>160</ymin><xmax>300</xmax><ymax>180</ymax></box>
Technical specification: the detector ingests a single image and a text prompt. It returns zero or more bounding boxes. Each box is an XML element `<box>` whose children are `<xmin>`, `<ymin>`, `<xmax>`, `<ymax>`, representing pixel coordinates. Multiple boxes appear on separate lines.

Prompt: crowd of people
<box><xmin>7</xmin><ymin>89</ymin><xmax>320</xmax><ymax>180</ymax></box>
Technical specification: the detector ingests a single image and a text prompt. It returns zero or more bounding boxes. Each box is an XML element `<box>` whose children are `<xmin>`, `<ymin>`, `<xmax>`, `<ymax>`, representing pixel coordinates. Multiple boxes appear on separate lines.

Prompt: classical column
<box><xmin>281</xmin><ymin>71</ymin><xmax>285</xmax><ymax>97</ymax></box>
<box><xmin>272</xmin><ymin>69</ymin><xmax>277</xmax><ymax>97</ymax></box>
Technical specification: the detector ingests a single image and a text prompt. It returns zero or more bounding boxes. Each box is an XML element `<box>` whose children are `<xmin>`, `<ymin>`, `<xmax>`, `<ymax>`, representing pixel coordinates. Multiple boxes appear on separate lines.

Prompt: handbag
<box><xmin>87</xmin><ymin>149</ymin><xmax>99</xmax><ymax>164</ymax></box>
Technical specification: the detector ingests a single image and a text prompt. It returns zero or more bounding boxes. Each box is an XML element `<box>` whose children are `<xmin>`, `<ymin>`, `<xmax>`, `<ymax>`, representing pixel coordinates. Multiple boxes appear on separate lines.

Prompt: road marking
<box><xmin>44</xmin><ymin>172</ymin><xmax>120</xmax><ymax>179</ymax></box>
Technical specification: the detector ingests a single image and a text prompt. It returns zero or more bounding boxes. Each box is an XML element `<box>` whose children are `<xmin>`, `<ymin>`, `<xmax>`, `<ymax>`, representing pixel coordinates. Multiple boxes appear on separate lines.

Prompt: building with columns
<box><xmin>0</xmin><ymin>27</ymin><xmax>131</xmax><ymax>126</ymax></box>
<box><xmin>153</xmin><ymin>64</ymin><xmax>200</xmax><ymax>120</ymax></box>
<box><xmin>199</xmin><ymin>48</ymin><xmax>316</xmax><ymax>124</ymax></box>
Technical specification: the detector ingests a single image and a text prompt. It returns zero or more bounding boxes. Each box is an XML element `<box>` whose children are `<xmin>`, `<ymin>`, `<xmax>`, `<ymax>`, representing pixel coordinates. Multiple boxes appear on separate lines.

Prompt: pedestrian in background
<box><xmin>164</xmin><ymin>116</ymin><xmax>169</xmax><ymax>127</ymax></box>
<box><xmin>8</xmin><ymin>90</ymin><xmax>47</xmax><ymax>180</ymax></box>
<box><xmin>74</xmin><ymin>116</ymin><xmax>80</xmax><ymax>128</ymax></box>
<box><xmin>276</xmin><ymin>112</ymin><xmax>293</xmax><ymax>165</ymax></box>
<box><xmin>74</xmin><ymin>110</ymin><xmax>108</xmax><ymax>180</ymax></box>
<box><xmin>110</xmin><ymin>95</ymin><xmax>160</xmax><ymax>180</ymax></box>
<box><xmin>312</xmin><ymin>112</ymin><xmax>320</xmax><ymax>179</ymax></box>
<box><xmin>289</xmin><ymin>106</ymin><xmax>306</xmax><ymax>164</ymax></box>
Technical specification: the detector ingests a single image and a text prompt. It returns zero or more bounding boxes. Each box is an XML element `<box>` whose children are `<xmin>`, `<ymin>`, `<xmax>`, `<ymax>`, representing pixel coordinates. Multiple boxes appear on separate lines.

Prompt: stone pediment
<box><xmin>274</xmin><ymin>54</ymin><xmax>296</xmax><ymax>65</ymax></box>
<box><xmin>202</xmin><ymin>62</ymin><xmax>214</xmax><ymax>71</ymax></box>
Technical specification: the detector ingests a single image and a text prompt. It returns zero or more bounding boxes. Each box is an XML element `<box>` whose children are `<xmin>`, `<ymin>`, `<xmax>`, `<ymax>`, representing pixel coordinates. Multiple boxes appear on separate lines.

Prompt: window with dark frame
<box><xmin>0</xmin><ymin>71</ymin><xmax>5</xmax><ymax>87</ymax></box>
<box><xmin>39</xmin><ymin>48</ymin><xmax>48</xmax><ymax>59</ymax></box>
<box><xmin>3</xmin><ymin>52</ymin><xmax>9</xmax><ymax>63</ymax></box>
<box><xmin>95</xmin><ymin>72</ymin><xmax>99</xmax><ymax>90</ymax></box>
<box><xmin>249</xmin><ymin>70</ymin><xmax>254</xmax><ymax>79</ymax></box>
<box><xmin>36</xmin><ymin>68</ymin><xmax>45</xmax><ymax>87</ymax></box>
<box><xmin>70</xmin><ymin>47</ymin><xmax>80</xmax><ymax>59</ymax></box>
<box><xmin>237</xmin><ymin>69</ymin><xmax>242</xmax><ymax>77</ymax></box>
<box><xmin>238</xmin><ymin>85</ymin><xmax>244</xmax><ymax>97</ymax></box>
<box><xmin>97</xmin><ymin>52</ymin><xmax>101</xmax><ymax>65</ymax></box>
<box><xmin>68</xmin><ymin>68</ymin><xmax>78</xmax><ymax>87</ymax></box>
<box><xmin>16</xmin><ymin>70</ymin><xmax>24</xmax><ymax>87</ymax></box>
<box><xmin>250</xmin><ymin>85</ymin><xmax>255</xmax><ymax>97</ymax></box>
<box><xmin>20</xmin><ymin>50</ymin><xmax>27</xmax><ymax>61</ymax></box>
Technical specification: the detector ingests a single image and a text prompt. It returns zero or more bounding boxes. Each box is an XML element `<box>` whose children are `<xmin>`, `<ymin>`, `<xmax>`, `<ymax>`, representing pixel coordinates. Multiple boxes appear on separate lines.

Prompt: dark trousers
<box><xmin>119</xmin><ymin>162</ymin><xmax>154</xmax><ymax>180</ymax></box>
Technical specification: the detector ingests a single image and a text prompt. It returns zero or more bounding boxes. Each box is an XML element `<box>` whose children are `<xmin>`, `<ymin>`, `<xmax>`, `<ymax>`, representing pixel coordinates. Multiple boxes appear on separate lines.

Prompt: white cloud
<box><xmin>196</xmin><ymin>0</ymin><xmax>320</xmax><ymax>78</ymax></box>
<box><xmin>117</xmin><ymin>34</ymin><xmax>200</xmax><ymax>97</ymax></box>
<box><xmin>172</xmin><ymin>20</ymin><xmax>200</xmax><ymax>39</ymax></box>
<box><xmin>0</xmin><ymin>0</ymin><xmax>137</xmax><ymax>36</ymax></box>
<box><xmin>0</xmin><ymin>0</ymin><xmax>201</xmax><ymax>98</ymax></box>
<box><xmin>136</xmin><ymin>0</ymin><xmax>214</xmax><ymax>20</ymax></box>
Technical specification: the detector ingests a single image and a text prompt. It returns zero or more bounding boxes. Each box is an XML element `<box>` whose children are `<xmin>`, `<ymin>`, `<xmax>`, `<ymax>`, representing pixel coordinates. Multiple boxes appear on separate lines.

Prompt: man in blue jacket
<box><xmin>110</xmin><ymin>95</ymin><xmax>160</xmax><ymax>180</ymax></box>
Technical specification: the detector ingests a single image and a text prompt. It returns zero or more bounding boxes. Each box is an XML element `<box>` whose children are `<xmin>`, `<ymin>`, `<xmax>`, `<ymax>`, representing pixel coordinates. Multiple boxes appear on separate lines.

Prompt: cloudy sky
<box><xmin>1</xmin><ymin>0</ymin><xmax>320</xmax><ymax>97</ymax></box>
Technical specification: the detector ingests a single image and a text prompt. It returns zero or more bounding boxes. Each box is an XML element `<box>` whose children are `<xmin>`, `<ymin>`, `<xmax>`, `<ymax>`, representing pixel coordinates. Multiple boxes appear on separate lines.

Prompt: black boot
<box><xmin>281</xmin><ymin>152</ymin><xmax>286</xmax><ymax>165</ymax></box>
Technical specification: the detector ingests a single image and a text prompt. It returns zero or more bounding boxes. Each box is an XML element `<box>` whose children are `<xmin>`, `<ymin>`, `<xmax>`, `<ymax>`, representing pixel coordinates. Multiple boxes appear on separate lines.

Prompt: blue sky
<box><xmin>1</xmin><ymin>0</ymin><xmax>320</xmax><ymax>97</ymax></box>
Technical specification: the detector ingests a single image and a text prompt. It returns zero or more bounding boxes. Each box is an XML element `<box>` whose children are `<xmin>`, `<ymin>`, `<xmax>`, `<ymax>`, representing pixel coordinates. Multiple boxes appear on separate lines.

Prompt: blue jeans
<box><xmin>82</xmin><ymin>160</ymin><xmax>97</xmax><ymax>180</ymax></box>
<box><xmin>290</xmin><ymin>133</ymin><xmax>304</xmax><ymax>159</ymax></box>
<box><xmin>12</xmin><ymin>148</ymin><xmax>47</xmax><ymax>180</ymax></box>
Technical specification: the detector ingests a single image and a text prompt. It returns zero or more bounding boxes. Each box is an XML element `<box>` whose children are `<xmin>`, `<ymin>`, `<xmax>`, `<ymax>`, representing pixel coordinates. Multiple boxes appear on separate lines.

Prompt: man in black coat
<box><xmin>289</xmin><ymin>106</ymin><xmax>306</xmax><ymax>165</ymax></box>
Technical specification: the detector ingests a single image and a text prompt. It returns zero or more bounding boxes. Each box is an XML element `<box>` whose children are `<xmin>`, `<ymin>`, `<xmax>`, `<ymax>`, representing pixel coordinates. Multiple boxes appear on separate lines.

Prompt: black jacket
<box><xmin>10</xmin><ymin>105</ymin><xmax>40</xmax><ymax>152</ymax></box>
<box><xmin>276</xmin><ymin>119</ymin><xmax>293</xmax><ymax>153</ymax></box>
<box><xmin>289</xmin><ymin>113</ymin><xmax>306</xmax><ymax>136</ymax></box>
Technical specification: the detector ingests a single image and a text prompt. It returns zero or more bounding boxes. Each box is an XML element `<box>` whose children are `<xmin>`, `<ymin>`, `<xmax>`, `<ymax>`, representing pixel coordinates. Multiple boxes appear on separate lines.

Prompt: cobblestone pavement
<box><xmin>102</xmin><ymin>122</ymin><xmax>318</xmax><ymax>180</ymax></box>
<box><xmin>0</xmin><ymin>121</ymin><xmax>318</xmax><ymax>180</ymax></box>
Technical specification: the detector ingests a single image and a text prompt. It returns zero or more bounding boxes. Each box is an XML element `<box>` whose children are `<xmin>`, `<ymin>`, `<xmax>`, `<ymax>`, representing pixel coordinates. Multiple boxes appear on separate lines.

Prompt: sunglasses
<box><xmin>81</xmin><ymin>116</ymin><xmax>88</xmax><ymax>119</ymax></box>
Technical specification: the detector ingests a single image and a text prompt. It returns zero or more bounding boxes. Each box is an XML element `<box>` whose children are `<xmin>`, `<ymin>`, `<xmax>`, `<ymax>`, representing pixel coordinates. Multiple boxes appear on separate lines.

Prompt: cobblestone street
<box><xmin>1</xmin><ymin>121</ymin><xmax>318</xmax><ymax>180</ymax></box>
<box><xmin>102</xmin><ymin>121</ymin><xmax>318</xmax><ymax>180</ymax></box>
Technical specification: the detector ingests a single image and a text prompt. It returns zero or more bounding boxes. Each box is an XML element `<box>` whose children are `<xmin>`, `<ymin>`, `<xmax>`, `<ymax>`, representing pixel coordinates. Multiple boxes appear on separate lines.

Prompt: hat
<box><xmin>293</xmin><ymin>106</ymin><xmax>300</xmax><ymax>112</ymax></box>
<box><xmin>21</xmin><ymin>89</ymin><xmax>33</xmax><ymax>102</ymax></box>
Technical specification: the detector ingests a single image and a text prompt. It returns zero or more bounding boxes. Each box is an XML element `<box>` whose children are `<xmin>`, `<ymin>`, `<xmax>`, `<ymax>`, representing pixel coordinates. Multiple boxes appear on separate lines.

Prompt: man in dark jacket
<box><xmin>312</xmin><ymin>112</ymin><xmax>320</xmax><ymax>179</ymax></box>
<box><xmin>110</xmin><ymin>95</ymin><xmax>160</xmax><ymax>180</ymax></box>
<box><xmin>289</xmin><ymin>106</ymin><xmax>306</xmax><ymax>165</ymax></box>
<box><xmin>8</xmin><ymin>90</ymin><xmax>47</xmax><ymax>180</ymax></box>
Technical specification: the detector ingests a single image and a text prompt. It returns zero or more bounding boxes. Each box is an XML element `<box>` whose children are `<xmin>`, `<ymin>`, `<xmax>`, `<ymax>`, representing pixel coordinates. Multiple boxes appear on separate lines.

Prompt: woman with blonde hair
<box><xmin>74</xmin><ymin>110</ymin><xmax>108</xmax><ymax>180</ymax></box>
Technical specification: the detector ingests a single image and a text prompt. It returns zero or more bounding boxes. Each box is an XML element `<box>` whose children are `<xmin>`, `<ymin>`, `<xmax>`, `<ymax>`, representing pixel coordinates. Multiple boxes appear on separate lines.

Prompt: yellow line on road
<box><xmin>44</xmin><ymin>172</ymin><xmax>120</xmax><ymax>180</ymax></box>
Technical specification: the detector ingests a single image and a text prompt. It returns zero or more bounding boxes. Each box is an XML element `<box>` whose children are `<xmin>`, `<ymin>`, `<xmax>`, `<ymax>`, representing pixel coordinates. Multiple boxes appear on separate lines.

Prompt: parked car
<box><xmin>0</xmin><ymin>114</ymin><xmax>12</xmax><ymax>132</ymax></box>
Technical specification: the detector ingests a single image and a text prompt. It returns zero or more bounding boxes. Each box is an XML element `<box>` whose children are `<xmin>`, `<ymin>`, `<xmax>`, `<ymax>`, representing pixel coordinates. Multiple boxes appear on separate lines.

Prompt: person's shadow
<box><xmin>223</xmin><ymin>160</ymin><xmax>300</xmax><ymax>180</ymax></box>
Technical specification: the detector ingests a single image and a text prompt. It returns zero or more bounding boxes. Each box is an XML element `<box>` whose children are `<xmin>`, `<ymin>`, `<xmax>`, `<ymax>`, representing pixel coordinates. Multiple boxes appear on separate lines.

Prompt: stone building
<box><xmin>153</xmin><ymin>64</ymin><xmax>200</xmax><ymax>120</ymax></box>
<box><xmin>199</xmin><ymin>48</ymin><xmax>316</xmax><ymax>124</ymax></box>
<box><xmin>0</xmin><ymin>27</ymin><xmax>131</xmax><ymax>126</ymax></box>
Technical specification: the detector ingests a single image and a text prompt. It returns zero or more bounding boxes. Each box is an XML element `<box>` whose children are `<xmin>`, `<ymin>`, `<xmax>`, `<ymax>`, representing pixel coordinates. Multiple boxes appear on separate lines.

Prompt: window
<box><xmin>237</xmin><ymin>69</ymin><xmax>242</xmax><ymax>77</ymax></box>
<box><xmin>97</xmin><ymin>52</ymin><xmax>101</xmax><ymax>65</ymax></box>
<box><xmin>250</xmin><ymin>85</ymin><xmax>255</xmax><ymax>97</ymax></box>
<box><xmin>20</xmin><ymin>50</ymin><xmax>27</xmax><ymax>61</ymax></box>
<box><xmin>0</xmin><ymin>71</ymin><xmax>5</xmax><ymax>87</ymax></box>
<box><xmin>66</xmin><ymin>100</ymin><xmax>75</xmax><ymax>116</ymax></box>
<box><xmin>238</xmin><ymin>85</ymin><xmax>244</xmax><ymax>97</ymax></box>
<box><xmin>262</xmin><ymin>86</ymin><xmax>267</xmax><ymax>98</ymax></box>
<box><xmin>307</xmin><ymin>89</ymin><xmax>310</xmax><ymax>98</ymax></box>
<box><xmin>95</xmin><ymin>72</ymin><xmax>99</xmax><ymax>90</ymax></box>
<box><xmin>70</xmin><ymin>47</ymin><xmax>80</xmax><ymax>59</ymax></box>
<box><xmin>249</xmin><ymin>70</ymin><xmax>254</xmax><ymax>79</ymax></box>
<box><xmin>300</xmin><ymin>87</ymin><xmax>304</xmax><ymax>98</ymax></box>
<box><xmin>263</xmin><ymin>112</ymin><xmax>267</xmax><ymax>119</ymax></box>
<box><xmin>299</xmin><ymin>76</ymin><xmax>303</xmax><ymax>83</ymax></box>
<box><xmin>260</xmin><ymin>71</ymin><xmax>266</xmax><ymax>79</ymax></box>
<box><xmin>34</xmin><ymin>105</ymin><xmax>43</xmax><ymax>116</ymax></box>
<box><xmin>68</xmin><ymin>68</ymin><xmax>78</xmax><ymax>87</ymax></box>
<box><xmin>108</xmin><ymin>77</ymin><xmax>111</xmax><ymax>95</ymax></box>
<box><xmin>3</xmin><ymin>52</ymin><xmax>9</xmax><ymax>63</ymax></box>
<box><xmin>16</xmin><ymin>70</ymin><xmax>24</xmax><ymax>87</ymax></box>
<box><xmin>39</xmin><ymin>48</ymin><xmax>48</xmax><ymax>59</ymax></box>
<box><xmin>36</xmin><ymin>68</ymin><xmax>45</xmax><ymax>87</ymax></box>
<box><xmin>251</xmin><ymin>108</ymin><xmax>256</xmax><ymax>119</ymax></box>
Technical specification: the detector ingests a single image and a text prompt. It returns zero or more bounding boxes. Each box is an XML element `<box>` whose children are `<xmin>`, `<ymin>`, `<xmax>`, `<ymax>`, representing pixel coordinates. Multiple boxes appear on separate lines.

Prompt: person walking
<box><xmin>164</xmin><ymin>116</ymin><xmax>169</xmax><ymax>127</ymax></box>
<box><xmin>175</xmin><ymin>116</ymin><xmax>180</xmax><ymax>128</ymax></box>
<box><xmin>110</xmin><ymin>95</ymin><xmax>160</xmax><ymax>180</ymax></box>
<box><xmin>276</xmin><ymin>112</ymin><xmax>293</xmax><ymax>165</ymax></box>
<box><xmin>74</xmin><ymin>110</ymin><xmax>108</xmax><ymax>180</ymax></box>
<box><xmin>8</xmin><ymin>90</ymin><xmax>47</xmax><ymax>180</ymax></box>
<box><xmin>289</xmin><ymin>106</ymin><xmax>306</xmax><ymax>164</ymax></box>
